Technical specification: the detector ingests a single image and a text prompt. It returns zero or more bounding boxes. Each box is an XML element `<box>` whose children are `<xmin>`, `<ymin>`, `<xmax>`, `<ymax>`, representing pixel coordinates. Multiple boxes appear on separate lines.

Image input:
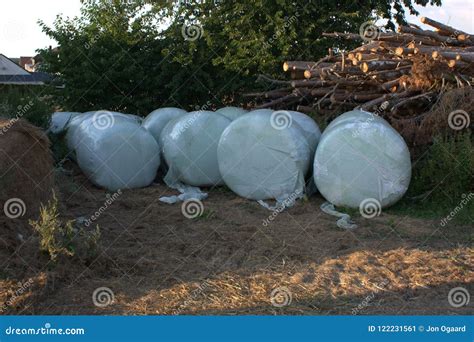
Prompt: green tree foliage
<box><xmin>38</xmin><ymin>0</ymin><xmax>441</xmax><ymax>113</ymax></box>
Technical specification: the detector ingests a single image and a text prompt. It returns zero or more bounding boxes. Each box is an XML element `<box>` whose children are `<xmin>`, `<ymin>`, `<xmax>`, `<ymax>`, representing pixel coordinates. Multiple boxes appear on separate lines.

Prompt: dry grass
<box><xmin>0</xmin><ymin>162</ymin><xmax>472</xmax><ymax>315</ymax></box>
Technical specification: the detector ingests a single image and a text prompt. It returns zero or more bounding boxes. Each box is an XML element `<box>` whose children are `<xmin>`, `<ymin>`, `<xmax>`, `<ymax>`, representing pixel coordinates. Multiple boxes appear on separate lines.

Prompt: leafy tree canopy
<box><xmin>38</xmin><ymin>0</ymin><xmax>441</xmax><ymax>113</ymax></box>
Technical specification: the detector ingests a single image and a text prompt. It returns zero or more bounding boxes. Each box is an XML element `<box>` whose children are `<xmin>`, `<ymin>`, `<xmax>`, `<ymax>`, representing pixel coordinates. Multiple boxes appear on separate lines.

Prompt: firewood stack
<box><xmin>248</xmin><ymin>17</ymin><xmax>474</xmax><ymax>122</ymax></box>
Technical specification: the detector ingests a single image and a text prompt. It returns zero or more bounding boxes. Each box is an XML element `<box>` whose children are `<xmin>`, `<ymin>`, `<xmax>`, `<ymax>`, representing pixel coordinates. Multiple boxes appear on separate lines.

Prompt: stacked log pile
<box><xmin>247</xmin><ymin>17</ymin><xmax>473</xmax><ymax>142</ymax></box>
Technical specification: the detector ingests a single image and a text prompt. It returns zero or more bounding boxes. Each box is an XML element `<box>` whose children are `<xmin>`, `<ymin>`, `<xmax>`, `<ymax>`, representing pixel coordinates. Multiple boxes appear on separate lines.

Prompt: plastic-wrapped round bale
<box><xmin>278</xmin><ymin>110</ymin><xmax>321</xmax><ymax>156</ymax></box>
<box><xmin>66</xmin><ymin>111</ymin><xmax>141</xmax><ymax>154</ymax></box>
<box><xmin>49</xmin><ymin>112</ymin><xmax>80</xmax><ymax>134</ymax></box>
<box><xmin>217</xmin><ymin>110</ymin><xmax>311</xmax><ymax>202</ymax></box>
<box><xmin>216</xmin><ymin>107</ymin><xmax>248</xmax><ymax>121</ymax></box>
<box><xmin>142</xmin><ymin>107</ymin><xmax>187</xmax><ymax>143</ymax></box>
<box><xmin>313</xmin><ymin>109</ymin><xmax>411</xmax><ymax>209</ymax></box>
<box><xmin>75</xmin><ymin>116</ymin><xmax>160</xmax><ymax>191</ymax></box>
<box><xmin>66</xmin><ymin>112</ymin><xmax>95</xmax><ymax>153</ymax></box>
<box><xmin>162</xmin><ymin>111</ymin><xmax>231</xmax><ymax>187</ymax></box>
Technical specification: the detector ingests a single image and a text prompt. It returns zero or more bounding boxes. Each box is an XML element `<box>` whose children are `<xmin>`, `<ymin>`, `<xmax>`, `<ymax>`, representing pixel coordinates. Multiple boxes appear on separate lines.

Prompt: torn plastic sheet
<box><xmin>257</xmin><ymin>187</ymin><xmax>304</xmax><ymax>211</ymax></box>
<box><xmin>320</xmin><ymin>201</ymin><xmax>357</xmax><ymax>230</ymax></box>
<box><xmin>159</xmin><ymin>164</ymin><xmax>208</xmax><ymax>203</ymax></box>
<box><xmin>159</xmin><ymin>190</ymin><xmax>208</xmax><ymax>204</ymax></box>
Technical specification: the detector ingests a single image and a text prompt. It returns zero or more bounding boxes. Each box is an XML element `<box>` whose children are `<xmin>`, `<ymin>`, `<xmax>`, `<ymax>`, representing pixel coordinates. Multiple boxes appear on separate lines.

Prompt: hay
<box><xmin>0</xmin><ymin>119</ymin><xmax>54</xmax><ymax>220</ymax></box>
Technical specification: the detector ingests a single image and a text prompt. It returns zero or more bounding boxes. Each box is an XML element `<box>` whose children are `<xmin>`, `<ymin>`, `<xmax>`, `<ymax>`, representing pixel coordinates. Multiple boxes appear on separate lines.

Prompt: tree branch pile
<box><xmin>247</xmin><ymin>17</ymin><xmax>473</xmax><ymax>147</ymax></box>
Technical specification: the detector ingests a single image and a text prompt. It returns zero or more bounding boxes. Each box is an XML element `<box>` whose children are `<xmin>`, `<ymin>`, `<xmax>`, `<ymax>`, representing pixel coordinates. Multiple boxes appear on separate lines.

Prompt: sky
<box><xmin>1</xmin><ymin>0</ymin><xmax>473</xmax><ymax>57</ymax></box>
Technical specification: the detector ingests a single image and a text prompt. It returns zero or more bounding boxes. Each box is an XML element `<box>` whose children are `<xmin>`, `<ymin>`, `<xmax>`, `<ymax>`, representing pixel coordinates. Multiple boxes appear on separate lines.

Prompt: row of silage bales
<box><xmin>153</xmin><ymin>107</ymin><xmax>320</xmax><ymax>208</ymax></box>
<box><xmin>49</xmin><ymin>105</ymin><xmax>411</xmax><ymax>213</ymax></box>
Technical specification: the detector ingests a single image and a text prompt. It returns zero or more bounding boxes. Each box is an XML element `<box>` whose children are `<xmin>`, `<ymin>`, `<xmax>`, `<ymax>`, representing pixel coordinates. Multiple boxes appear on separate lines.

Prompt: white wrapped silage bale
<box><xmin>313</xmin><ymin>109</ymin><xmax>411</xmax><ymax>209</ymax></box>
<box><xmin>66</xmin><ymin>112</ymin><xmax>95</xmax><ymax>153</ymax></box>
<box><xmin>66</xmin><ymin>111</ymin><xmax>141</xmax><ymax>156</ymax></box>
<box><xmin>217</xmin><ymin>110</ymin><xmax>311</xmax><ymax>205</ymax></box>
<box><xmin>75</xmin><ymin>116</ymin><xmax>160</xmax><ymax>191</ymax></box>
<box><xmin>216</xmin><ymin>107</ymin><xmax>248</xmax><ymax>121</ymax></box>
<box><xmin>281</xmin><ymin>110</ymin><xmax>321</xmax><ymax>157</ymax></box>
<box><xmin>49</xmin><ymin>112</ymin><xmax>81</xmax><ymax>134</ymax></box>
<box><xmin>142</xmin><ymin>107</ymin><xmax>187</xmax><ymax>144</ymax></box>
<box><xmin>162</xmin><ymin>110</ymin><xmax>231</xmax><ymax>187</ymax></box>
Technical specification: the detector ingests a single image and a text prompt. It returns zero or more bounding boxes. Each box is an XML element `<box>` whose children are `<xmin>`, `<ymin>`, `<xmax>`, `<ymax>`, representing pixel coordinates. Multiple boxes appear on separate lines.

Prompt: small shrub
<box><xmin>410</xmin><ymin>133</ymin><xmax>473</xmax><ymax>200</ymax></box>
<box><xmin>29</xmin><ymin>195</ymin><xmax>100</xmax><ymax>262</ymax></box>
<box><xmin>391</xmin><ymin>132</ymin><xmax>473</xmax><ymax>223</ymax></box>
<box><xmin>0</xmin><ymin>86</ymin><xmax>52</xmax><ymax>129</ymax></box>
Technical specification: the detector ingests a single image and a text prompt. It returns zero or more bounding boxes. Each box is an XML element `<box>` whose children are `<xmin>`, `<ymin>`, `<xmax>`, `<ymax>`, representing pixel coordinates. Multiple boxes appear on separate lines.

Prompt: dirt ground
<box><xmin>1</xmin><ymin>162</ymin><xmax>472</xmax><ymax>315</ymax></box>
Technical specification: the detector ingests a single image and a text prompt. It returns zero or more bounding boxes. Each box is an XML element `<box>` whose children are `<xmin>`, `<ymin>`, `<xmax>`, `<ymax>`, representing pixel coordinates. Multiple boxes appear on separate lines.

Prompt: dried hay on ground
<box><xmin>0</xmin><ymin>119</ymin><xmax>55</xmax><ymax>220</ymax></box>
<box><xmin>2</xmin><ymin>162</ymin><xmax>470</xmax><ymax>315</ymax></box>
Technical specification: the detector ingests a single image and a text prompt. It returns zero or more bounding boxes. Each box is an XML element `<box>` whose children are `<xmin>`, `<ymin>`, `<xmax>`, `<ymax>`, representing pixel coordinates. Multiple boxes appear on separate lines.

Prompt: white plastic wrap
<box><xmin>66</xmin><ymin>112</ymin><xmax>95</xmax><ymax>153</ymax></box>
<box><xmin>159</xmin><ymin>116</ymin><xmax>182</xmax><ymax>157</ymax></box>
<box><xmin>75</xmin><ymin>117</ymin><xmax>160</xmax><ymax>191</ymax></box>
<box><xmin>162</xmin><ymin>110</ymin><xmax>231</xmax><ymax>187</ymax></box>
<box><xmin>49</xmin><ymin>112</ymin><xmax>80</xmax><ymax>134</ymax></box>
<box><xmin>142</xmin><ymin>107</ymin><xmax>187</xmax><ymax>144</ymax></box>
<box><xmin>217</xmin><ymin>110</ymin><xmax>311</xmax><ymax>203</ymax></box>
<box><xmin>313</xmin><ymin>109</ymin><xmax>411</xmax><ymax>209</ymax></box>
<box><xmin>216</xmin><ymin>107</ymin><xmax>248</xmax><ymax>121</ymax></box>
<box><xmin>66</xmin><ymin>111</ymin><xmax>141</xmax><ymax>155</ymax></box>
<box><xmin>284</xmin><ymin>110</ymin><xmax>321</xmax><ymax>156</ymax></box>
